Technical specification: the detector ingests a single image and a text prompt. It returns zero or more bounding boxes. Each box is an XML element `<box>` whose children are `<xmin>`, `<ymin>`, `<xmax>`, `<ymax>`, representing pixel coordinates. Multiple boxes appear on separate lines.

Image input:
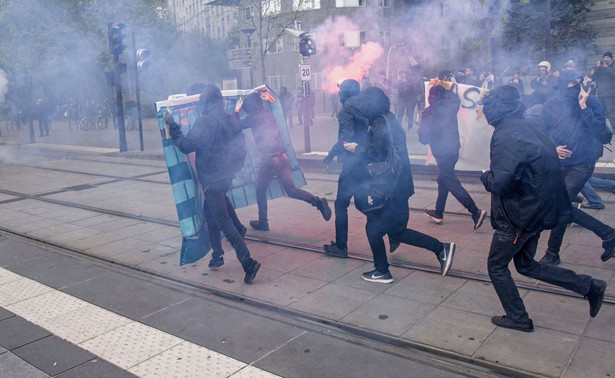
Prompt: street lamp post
<box><xmin>386</xmin><ymin>43</ymin><xmax>405</xmax><ymax>79</ymax></box>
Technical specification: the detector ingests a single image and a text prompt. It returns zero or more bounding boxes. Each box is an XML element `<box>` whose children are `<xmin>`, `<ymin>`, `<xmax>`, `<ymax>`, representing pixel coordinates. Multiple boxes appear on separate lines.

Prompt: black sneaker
<box><xmin>539</xmin><ymin>251</ymin><xmax>560</xmax><ymax>266</ymax></box>
<box><xmin>317</xmin><ymin>198</ymin><xmax>332</xmax><ymax>221</ymax></box>
<box><xmin>208</xmin><ymin>255</ymin><xmax>224</xmax><ymax>268</ymax></box>
<box><xmin>601</xmin><ymin>233</ymin><xmax>615</xmax><ymax>262</ymax></box>
<box><xmin>472</xmin><ymin>209</ymin><xmax>487</xmax><ymax>230</ymax></box>
<box><xmin>491</xmin><ymin>315</ymin><xmax>534</xmax><ymax>332</ymax></box>
<box><xmin>438</xmin><ymin>242</ymin><xmax>455</xmax><ymax>277</ymax></box>
<box><xmin>586</xmin><ymin>279</ymin><xmax>607</xmax><ymax>317</ymax></box>
<box><xmin>425</xmin><ymin>209</ymin><xmax>443</xmax><ymax>224</ymax></box>
<box><xmin>244</xmin><ymin>260</ymin><xmax>261</xmax><ymax>284</ymax></box>
<box><xmin>361</xmin><ymin>269</ymin><xmax>394</xmax><ymax>284</ymax></box>
<box><xmin>389</xmin><ymin>238</ymin><xmax>401</xmax><ymax>253</ymax></box>
<box><xmin>249</xmin><ymin>220</ymin><xmax>269</xmax><ymax>231</ymax></box>
<box><xmin>323</xmin><ymin>242</ymin><xmax>348</xmax><ymax>258</ymax></box>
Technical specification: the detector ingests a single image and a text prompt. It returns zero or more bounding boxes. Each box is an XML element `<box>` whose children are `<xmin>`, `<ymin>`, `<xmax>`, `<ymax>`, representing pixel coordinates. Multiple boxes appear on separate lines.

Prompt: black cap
<box><xmin>604</xmin><ymin>51</ymin><xmax>613</xmax><ymax>59</ymax></box>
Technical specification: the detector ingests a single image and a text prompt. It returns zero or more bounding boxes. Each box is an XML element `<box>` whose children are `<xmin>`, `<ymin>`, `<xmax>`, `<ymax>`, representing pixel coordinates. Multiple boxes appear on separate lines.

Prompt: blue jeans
<box><xmin>580</xmin><ymin>176</ymin><xmax>615</xmax><ymax>207</ymax></box>
<box><xmin>489</xmin><ymin>230</ymin><xmax>592</xmax><ymax>323</ymax></box>
<box><xmin>547</xmin><ymin>165</ymin><xmax>614</xmax><ymax>254</ymax></box>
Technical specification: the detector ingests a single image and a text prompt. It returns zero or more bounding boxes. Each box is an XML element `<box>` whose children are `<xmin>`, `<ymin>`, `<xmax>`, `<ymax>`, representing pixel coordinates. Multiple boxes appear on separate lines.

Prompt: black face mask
<box><xmin>564</xmin><ymin>82</ymin><xmax>581</xmax><ymax>100</ymax></box>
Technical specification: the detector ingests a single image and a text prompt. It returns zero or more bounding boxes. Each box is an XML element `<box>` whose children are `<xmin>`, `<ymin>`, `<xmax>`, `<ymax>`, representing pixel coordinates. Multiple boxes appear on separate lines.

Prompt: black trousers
<box><xmin>488</xmin><ymin>230</ymin><xmax>592</xmax><ymax>323</ymax></box>
<box><xmin>366</xmin><ymin>196</ymin><xmax>443</xmax><ymax>274</ymax></box>
<box><xmin>203</xmin><ymin>185</ymin><xmax>253</xmax><ymax>271</ymax></box>
<box><xmin>547</xmin><ymin>164</ymin><xmax>614</xmax><ymax>254</ymax></box>
<box><xmin>255</xmin><ymin>153</ymin><xmax>317</xmax><ymax>222</ymax></box>
<box><xmin>334</xmin><ymin>161</ymin><xmax>368</xmax><ymax>249</ymax></box>
<box><xmin>434</xmin><ymin>152</ymin><xmax>478</xmax><ymax>216</ymax></box>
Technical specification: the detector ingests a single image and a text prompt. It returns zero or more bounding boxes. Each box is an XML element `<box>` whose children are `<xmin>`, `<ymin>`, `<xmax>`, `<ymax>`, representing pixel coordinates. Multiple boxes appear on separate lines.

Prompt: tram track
<box><xmin>1</xmin><ymin>157</ymin><xmax>612</xmax><ymax>377</ymax></box>
<box><xmin>0</xmin><ymin>164</ymin><xmax>613</xmax><ymax>306</ymax></box>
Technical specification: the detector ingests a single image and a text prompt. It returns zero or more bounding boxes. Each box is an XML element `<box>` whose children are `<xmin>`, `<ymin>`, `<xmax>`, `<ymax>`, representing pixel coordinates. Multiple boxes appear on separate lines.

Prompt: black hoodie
<box><xmin>353</xmin><ymin>87</ymin><xmax>414</xmax><ymax>199</ymax></box>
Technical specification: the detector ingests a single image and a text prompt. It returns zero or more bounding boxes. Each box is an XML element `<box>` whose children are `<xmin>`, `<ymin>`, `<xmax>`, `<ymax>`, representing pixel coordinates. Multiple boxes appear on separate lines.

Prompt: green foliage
<box><xmin>502</xmin><ymin>0</ymin><xmax>597</xmax><ymax>66</ymax></box>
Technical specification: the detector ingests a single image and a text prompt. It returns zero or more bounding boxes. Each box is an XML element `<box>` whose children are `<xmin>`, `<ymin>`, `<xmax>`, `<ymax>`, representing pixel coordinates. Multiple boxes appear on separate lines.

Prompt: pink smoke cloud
<box><xmin>314</xmin><ymin>16</ymin><xmax>384</xmax><ymax>93</ymax></box>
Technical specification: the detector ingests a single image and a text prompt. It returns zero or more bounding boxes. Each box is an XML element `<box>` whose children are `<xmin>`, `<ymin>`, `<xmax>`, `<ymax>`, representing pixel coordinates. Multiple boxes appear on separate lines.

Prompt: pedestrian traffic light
<box><xmin>136</xmin><ymin>48</ymin><xmax>150</xmax><ymax>71</ymax></box>
<box><xmin>108</xmin><ymin>23</ymin><xmax>127</xmax><ymax>55</ymax></box>
<box><xmin>299</xmin><ymin>37</ymin><xmax>316</xmax><ymax>56</ymax></box>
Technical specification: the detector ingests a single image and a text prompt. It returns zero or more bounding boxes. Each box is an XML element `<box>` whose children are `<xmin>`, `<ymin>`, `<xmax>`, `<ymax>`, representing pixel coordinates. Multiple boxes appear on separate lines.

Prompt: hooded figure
<box><xmin>239</xmin><ymin>92</ymin><xmax>331</xmax><ymax>232</ymax></box>
<box><xmin>419</xmin><ymin>84</ymin><xmax>486</xmax><ymax>229</ymax></box>
<box><xmin>165</xmin><ymin>84</ymin><xmax>261</xmax><ymax>284</ymax></box>
<box><xmin>539</xmin><ymin>70</ymin><xmax>615</xmax><ymax>266</ymax></box>
<box><xmin>480</xmin><ymin>85</ymin><xmax>606</xmax><ymax>332</ymax></box>
<box><xmin>343</xmin><ymin>87</ymin><xmax>456</xmax><ymax>283</ymax></box>
<box><xmin>323</xmin><ymin>79</ymin><xmax>370</xmax><ymax>258</ymax></box>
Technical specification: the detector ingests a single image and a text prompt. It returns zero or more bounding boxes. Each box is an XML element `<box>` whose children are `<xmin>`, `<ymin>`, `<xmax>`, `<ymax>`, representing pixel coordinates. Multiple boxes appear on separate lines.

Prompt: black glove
<box><xmin>164</xmin><ymin>112</ymin><xmax>176</xmax><ymax>126</ymax></box>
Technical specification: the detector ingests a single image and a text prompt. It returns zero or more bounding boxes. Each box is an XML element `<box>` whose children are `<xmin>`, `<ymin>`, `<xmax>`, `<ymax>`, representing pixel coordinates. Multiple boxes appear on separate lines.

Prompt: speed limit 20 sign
<box><xmin>300</xmin><ymin>64</ymin><xmax>311</xmax><ymax>82</ymax></box>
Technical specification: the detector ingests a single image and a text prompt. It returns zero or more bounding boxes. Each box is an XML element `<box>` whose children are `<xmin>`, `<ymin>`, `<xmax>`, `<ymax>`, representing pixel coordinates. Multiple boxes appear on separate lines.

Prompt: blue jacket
<box><xmin>541</xmin><ymin>90</ymin><xmax>607</xmax><ymax>166</ymax></box>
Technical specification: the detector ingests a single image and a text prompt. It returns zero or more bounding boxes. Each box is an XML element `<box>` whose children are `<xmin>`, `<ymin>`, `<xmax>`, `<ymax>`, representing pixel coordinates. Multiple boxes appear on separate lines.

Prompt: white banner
<box><xmin>423</xmin><ymin>82</ymin><xmax>493</xmax><ymax>171</ymax></box>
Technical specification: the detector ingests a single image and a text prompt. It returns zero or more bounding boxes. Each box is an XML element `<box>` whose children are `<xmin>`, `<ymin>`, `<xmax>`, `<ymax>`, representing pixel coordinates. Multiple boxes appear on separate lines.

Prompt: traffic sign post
<box><xmin>300</xmin><ymin>63</ymin><xmax>312</xmax><ymax>152</ymax></box>
<box><xmin>300</xmin><ymin>64</ymin><xmax>311</xmax><ymax>82</ymax></box>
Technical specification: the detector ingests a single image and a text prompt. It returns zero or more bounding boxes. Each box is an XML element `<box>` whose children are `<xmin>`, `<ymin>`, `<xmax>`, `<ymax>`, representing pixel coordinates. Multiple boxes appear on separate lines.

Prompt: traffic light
<box><xmin>299</xmin><ymin>37</ymin><xmax>316</xmax><ymax>56</ymax></box>
<box><xmin>136</xmin><ymin>48</ymin><xmax>150</xmax><ymax>71</ymax></box>
<box><xmin>108</xmin><ymin>23</ymin><xmax>127</xmax><ymax>55</ymax></box>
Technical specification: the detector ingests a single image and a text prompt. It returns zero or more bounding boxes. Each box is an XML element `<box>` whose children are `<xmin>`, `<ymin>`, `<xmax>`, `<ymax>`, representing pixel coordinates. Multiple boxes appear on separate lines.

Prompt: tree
<box><xmin>238</xmin><ymin>0</ymin><xmax>314</xmax><ymax>83</ymax></box>
<box><xmin>502</xmin><ymin>0</ymin><xmax>597</xmax><ymax>69</ymax></box>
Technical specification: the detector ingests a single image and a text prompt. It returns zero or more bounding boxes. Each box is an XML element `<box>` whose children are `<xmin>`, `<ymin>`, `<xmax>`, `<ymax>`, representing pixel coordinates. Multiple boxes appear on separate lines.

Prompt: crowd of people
<box><xmin>161</xmin><ymin>52</ymin><xmax>615</xmax><ymax>332</ymax></box>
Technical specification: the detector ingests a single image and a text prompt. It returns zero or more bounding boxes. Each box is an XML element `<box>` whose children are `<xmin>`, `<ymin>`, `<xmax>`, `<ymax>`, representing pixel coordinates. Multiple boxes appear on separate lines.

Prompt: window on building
<box><xmin>335</xmin><ymin>0</ymin><xmax>365</xmax><ymax>7</ymax></box>
<box><xmin>377</xmin><ymin>0</ymin><xmax>391</xmax><ymax>7</ymax></box>
<box><xmin>293</xmin><ymin>0</ymin><xmax>320</xmax><ymax>11</ymax></box>
<box><xmin>295</xmin><ymin>73</ymin><xmax>320</xmax><ymax>90</ymax></box>
<box><xmin>337</xmin><ymin>31</ymin><xmax>366</xmax><ymax>48</ymax></box>
<box><xmin>262</xmin><ymin>0</ymin><xmax>281</xmax><ymax>16</ymax></box>
<box><xmin>378</xmin><ymin>31</ymin><xmax>390</xmax><ymax>47</ymax></box>
<box><xmin>267</xmin><ymin>75</ymin><xmax>286</xmax><ymax>92</ymax></box>
<box><xmin>275</xmin><ymin>38</ymin><xmax>283</xmax><ymax>53</ymax></box>
<box><xmin>244</xmin><ymin>5</ymin><xmax>253</xmax><ymax>20</ymax></box>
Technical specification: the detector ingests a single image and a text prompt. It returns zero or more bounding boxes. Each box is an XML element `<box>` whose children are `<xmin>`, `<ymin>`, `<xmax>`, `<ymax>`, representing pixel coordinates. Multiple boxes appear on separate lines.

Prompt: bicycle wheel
<box><xmin>79</xmin><ymin>117</ymin><xmax>90</xmax><ymax>130</ymax></box>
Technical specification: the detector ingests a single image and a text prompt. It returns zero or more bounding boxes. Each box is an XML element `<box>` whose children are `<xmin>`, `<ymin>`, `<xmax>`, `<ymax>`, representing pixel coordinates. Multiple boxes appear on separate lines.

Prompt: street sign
<box><xmin>229</xmin><ymin>60</ymin><xmax>252</xmax><ymax>70</ymax></box>
<box><xmin>300</xmin><ymin>64</ymin><xmax>311</xmax><ymax>82</ymax></box>
<box><xmin>227</xmin><ymin>48</ymin><xmax>252</xmax><ymax>60</ymax></box>
<box><xmin>303</xmin><ymin>80</ymin><xmax>311</xmax><ymax>99</ymax></box>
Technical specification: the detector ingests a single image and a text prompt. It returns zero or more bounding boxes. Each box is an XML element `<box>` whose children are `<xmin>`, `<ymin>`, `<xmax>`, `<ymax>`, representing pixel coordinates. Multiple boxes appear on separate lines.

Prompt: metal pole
<box><xmin>386</xmin><ymin>43</ymin><xmax>405</xmax><ymax>79</ymax></box>
<box><xmin>114</xmin><ymin>53</ymin><xmax>127</xmax><ymax>152</ymax></box>
<box><xmin>132</xmin><ymin>31</ymin><xmax>144</xmax><ymax>151</ymax></box>
<box><xmin>546</xmin><ymin>0</ymin><xmax>551</xmax><ymax>60</ymax></box>
<box><xmin>25</xmin><ymin>74</ymin><xmax>35</xmax><ymax>143</ymax></box>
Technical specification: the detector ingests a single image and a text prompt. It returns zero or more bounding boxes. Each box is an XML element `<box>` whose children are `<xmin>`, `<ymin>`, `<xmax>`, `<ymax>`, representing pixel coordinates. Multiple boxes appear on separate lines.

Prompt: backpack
<box><xmin>361</xmin><ymin>113</ymin><xmax>403</xmax><ymax>214</ymax></box>
<box><xmin>600</xmin><ymin>122</ymin><xmax>613</xmax><ymax>145</ymax></box>
<box><xmin>225</xmin><ymin>128</ymin><xmax>247</xmax><ymax>175</ymax></box>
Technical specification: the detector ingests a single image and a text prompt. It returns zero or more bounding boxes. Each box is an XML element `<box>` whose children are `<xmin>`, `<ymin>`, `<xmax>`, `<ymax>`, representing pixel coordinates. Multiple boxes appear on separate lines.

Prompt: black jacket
<box><xmin>418</xmin><ymin>86</ymin><xmax>461</xmax><ymax>158</ymax></box>
<box><xmin>169</xmin><ymin>105</ymin><xmax>246</xmax><ymax>189</ymax></box>
<box><xmin>329</xmin><ymin>97</ymin><xmax>369</xmax><ymax>165</ymax></box>
<box><xmin>481</xmin><ymin>117</ymin><xmax>571</xmax><ymax>234</ymax></box>
<box><xmin>592</xmin><ymin>62</ymin><xmax>615</xmax><ymax>98</ymax></box>
<box><xmin>354</xmin><ymin>88</ymin><xmax>414</xmax><ymax>200</ymax></box>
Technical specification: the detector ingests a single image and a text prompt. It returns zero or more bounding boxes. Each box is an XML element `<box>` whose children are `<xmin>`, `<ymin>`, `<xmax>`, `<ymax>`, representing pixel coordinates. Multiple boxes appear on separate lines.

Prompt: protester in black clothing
<box><xmin>279</xmin><ymin>87</ymin><xmax>294</xmax><ymax>127</ymax></box>
<box><xmin>480</xmin><ymin>85</ymin><xmax>606</xmax><ymax>332</ymax></box>
<box><xmin>164</xmin><ymin>85</ymin><xmax>261</xmax><ymax>284</ymax></box>
<box><xmin>343</xmin><ymin>87</ymin><xmax>456</xmax><ymax>283</ymax></box>
<box><xmin>539</xmin><ymin>70</ymin><xmax>615</xmax><ymax>266</ymax></box>
<box><xmin>419</xmin><ymin>84</ymin><xmax>487</xmax><ymax>230</ymax></box>
<box><xmin>35</xmin><ymin>98</ymin><xmax>50</xmax><ymax>136</ymax></box>
<box><xmin>396</xmin><ymin>71</ymin><xmax>419</xmax><ymax>130</ymax></box>
<box><xmin>592</xmin><ymin>51</ymin><xmax>615</xmax><ymax>125</ymax></box>
<box><xmin>239</xmin><ymin>92</ymin><xmax>331</xmax><ymax>232</ymax></box>
<box><xmin>323</xmin><ymin>79</ymin><xmax>369</xmax><ymax>258</ymax></box>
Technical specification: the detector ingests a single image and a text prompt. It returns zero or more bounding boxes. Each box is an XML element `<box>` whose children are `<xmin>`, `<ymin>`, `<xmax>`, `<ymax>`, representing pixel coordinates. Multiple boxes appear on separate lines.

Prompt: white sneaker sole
<box><xmin>441</xmin><ymin>242</ymin><xmax>455</xmax><ymax>277</ymax></box>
